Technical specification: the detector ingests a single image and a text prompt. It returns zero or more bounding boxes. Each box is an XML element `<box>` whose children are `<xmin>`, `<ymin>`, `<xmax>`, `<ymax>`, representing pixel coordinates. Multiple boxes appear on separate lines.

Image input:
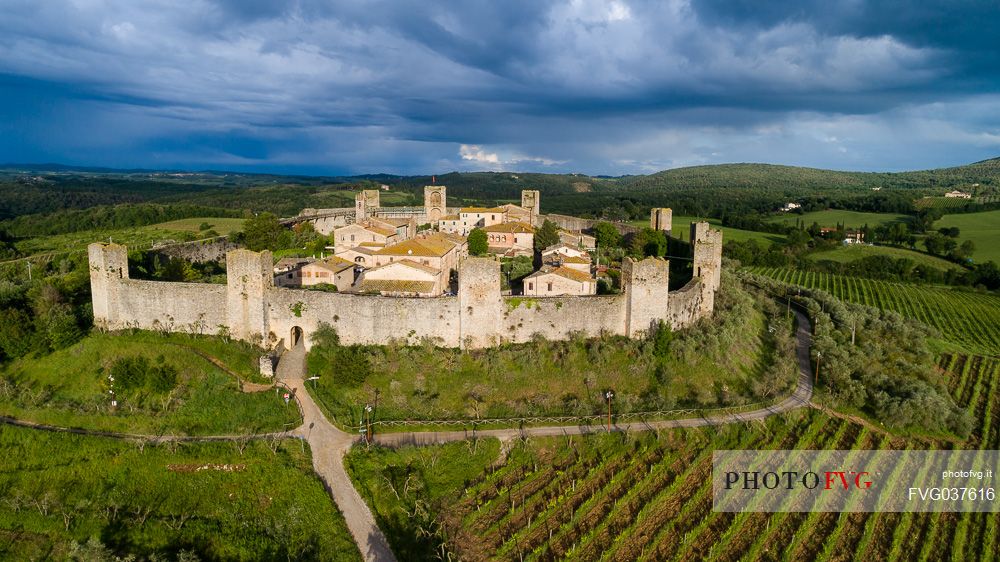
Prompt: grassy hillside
<box><xmin>0</xmin><ymin>425</ymin><xmax>360</xmax><ymax>561</ymax></box>
<box><xmin>306</xmin><ymin>279</ymin><xmax>798</xmax><ymax>428</ymax></box>
<box><xmin>937</xmin><ymin>209</ymin><xmax>1000</xmax><ymax>263</ymax></box>
<box><xmin>147</xmin><ymin>217</ymin><xmax>246</xmax><ymax>236</ymax></box>
<box><xmin>629</xmin><ymin>216</ymin><xmax>785</xmax><ymax>244</ymax></box>
<box><xmin>805</xmin><ymin>244</ymin><xmax>960</xmax><ymax>274</ymax></box>
<box><xmin>767</xmin><ymin>209</ymin><xmax>908</xmax><ymax>229</ymax></box>
<box><xmin>0</xmin><ymin>331</ymin><xmax>299</xmax><ymax>434</ymax></box>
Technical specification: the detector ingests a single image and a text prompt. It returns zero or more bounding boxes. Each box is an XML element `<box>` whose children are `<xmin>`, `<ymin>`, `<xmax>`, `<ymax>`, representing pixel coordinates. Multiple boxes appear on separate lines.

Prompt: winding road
<box><xmin>279</xmin><ymin>308</ymin><xmax>815</xmax><ymax>561</ymax></box>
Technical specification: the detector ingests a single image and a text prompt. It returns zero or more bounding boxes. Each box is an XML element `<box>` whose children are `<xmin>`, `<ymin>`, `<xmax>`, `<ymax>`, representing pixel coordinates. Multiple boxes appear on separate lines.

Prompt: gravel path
<box><xmin>280</xmin><ymin>341</ymin><xmax>398</xmax><ymax>562</ymax></box>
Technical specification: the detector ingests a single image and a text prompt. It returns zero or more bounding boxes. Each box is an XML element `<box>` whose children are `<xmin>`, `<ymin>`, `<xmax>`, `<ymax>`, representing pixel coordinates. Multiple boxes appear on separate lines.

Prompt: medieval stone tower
<box><xmin>690</xmin><ymin>221</ymin><xmax>723</xmax><ymax>315</ymax></box>
<box><xmin>457</xmin><ymin>256</ymin><xmax>502</xmax><ymax>348</ymax></box>
<box><xmin>622</xmin><ymin>257</ymin><xmax>670</xmax><ymax>338</ymax></box>
<box><xmin>424</xmin><ymin>185</ymin><xmax>447</xmax><ymax>223</ymax></box>
<box><xmin>521</xmin><ymin>190</ymin><xmax>540</xmax><ymax>217</ymax></box>
<box><xmin>355</xmin><ymin>189</ymin><xmax>381</xmax><ymax>222</ymax></box>
<box><xmin>226</xmin><ymin>249</ymin><xmax>273</xmax><ymax>343</ymax></box>
<box><xmin>88</xmin><ymin>242</ymin><xmax>129</xmax><ymax>328</ymax></box>
<box><xmin>650</xmin><ymin>208</ymin><xmax>672</xmax><ymax>235</ymax></box>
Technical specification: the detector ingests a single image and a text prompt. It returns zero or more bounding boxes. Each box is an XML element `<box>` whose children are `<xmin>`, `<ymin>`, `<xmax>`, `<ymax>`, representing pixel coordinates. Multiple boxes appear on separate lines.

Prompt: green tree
<box><xmin>630</xmin><ymin>228</ymin><xmax>667</xmax><ymax>257</ymax></box>
<box><xmin>953</xmin><ymin>240</ymin><xmax>976</xmax><ymax>261</ymax></box>
<box><xmin>239</xmin><ymin>212</ymin><xmax>290</xmax><ymax>251</ymax></box>
<box><xmin>534</xmin><ymin>219</ymin><xmax>560</xmax><ymax>251</ymax></box>
<box><xmin>0</xmin><ymin>308</ymin><xmax>34</xmax><ymax>358</ymax></box>
<box><xmin>467</xmin><ymin>228</ymin><xmax>489</xmax><ymax>256</ymax></box>
<box><xmin>592</xmin><ymin>222</ymin><xmax>622</xmax><ymax>249</ymax></box>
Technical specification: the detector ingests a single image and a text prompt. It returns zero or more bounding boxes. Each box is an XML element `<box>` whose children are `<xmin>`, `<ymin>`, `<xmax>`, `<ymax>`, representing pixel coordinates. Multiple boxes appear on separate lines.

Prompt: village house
<box><xmin>523</xmin><ymin>265</ymin><xmax>597</xmax><ymax>296</ymax></box>
<box><xmin>500</xmin><ymin>203</ymin><xmax>533</xmax><ymax>224</ymax></box>
<box><xmin>331</xmin><ymin>219</ymin><xmax>410</xmax><ymax>252</ymax></box>
<box><xmin>276</xmin><ymin>256</ymin><xmax>357</xmax><ymax>290</ymax></box>
<box><xmin>484</xmin><ymin>221</ymin><xmax>534</xmax><ymax>257</ymax></box>
<box><xmin>353</xmin><ymin>260</ymin><xmax>444</xmax><ymax>297</ymax></box>
<box><xmin>437</xmin><ymin>207</ymin><xmax>506</xmax><ymax>235</ymax></box>
<box><xmin>274</xmin><ymin>257</ymin><xmax>312</xmax><ymax>273</ymax></box>
<box><xmin>781</xmin><ymin>202</ymin><xmax>802</xmax><ymax>212</ymax></box>
<box><xmin>945</xmin><ymin>190</ymin><xmax>972</xmax><ymax>199</ymax></box>
<box><xmin>334</xmin><ymin>244</ymin><xmax>381</xmax><ymax>267</ymax></box>
<box><xmin>558</xmin><ymin>230</ymin><xmax>596</xmax><ymax>250</ymax></box>
<box><xmin>541</xmin><ymin>243</ymin><xmax>590</xmax><ymax>262</ymax></box>
<box><xmin>843</xmin><ymin>229</ymin><xmax>865</xmax><ymax>245</ymax></box>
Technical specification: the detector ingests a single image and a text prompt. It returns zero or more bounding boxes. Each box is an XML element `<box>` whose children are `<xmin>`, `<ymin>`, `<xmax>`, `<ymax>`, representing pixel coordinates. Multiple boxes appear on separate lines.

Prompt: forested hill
<box><xmin>2</xmin><ymin>158</ymin><xmax>999</xmax><ymax>229</ymax></box>
<box><xmin>620</xmin><ymin>159</ymin><xmax>1000</xmax><ymax>192</ymax></box>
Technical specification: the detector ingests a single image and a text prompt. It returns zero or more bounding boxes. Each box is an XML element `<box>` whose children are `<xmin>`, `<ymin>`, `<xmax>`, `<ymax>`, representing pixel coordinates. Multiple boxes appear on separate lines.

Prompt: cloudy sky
<box><xmin>2</xmin><ymin>0</ymin><xmax>999</xmax><ymax>176</ymax></box>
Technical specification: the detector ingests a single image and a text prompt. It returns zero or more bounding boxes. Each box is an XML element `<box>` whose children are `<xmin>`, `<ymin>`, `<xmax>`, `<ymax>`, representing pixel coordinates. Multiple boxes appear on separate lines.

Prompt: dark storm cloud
<box><xmin>0</xmin><ymin>0</ymin><xmax>998</xmax><ymax>174</ymax></box>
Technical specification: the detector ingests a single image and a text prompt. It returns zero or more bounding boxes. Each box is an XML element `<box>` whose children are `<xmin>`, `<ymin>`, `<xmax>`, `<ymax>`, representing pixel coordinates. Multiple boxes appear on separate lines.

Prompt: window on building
<box><xmin>547</xmin><ymin>282</ymin><xmax>553</xmax><ymax>291</ymax></box>
<box><xmin>350</xmin><ymin>234</ymin><xmax>355</xmax><ymax>242</ymax></box>
<box><xmin>528</xmin><ymin>282</ymin><xmax>533</xmax><ymax>290</ymax></box>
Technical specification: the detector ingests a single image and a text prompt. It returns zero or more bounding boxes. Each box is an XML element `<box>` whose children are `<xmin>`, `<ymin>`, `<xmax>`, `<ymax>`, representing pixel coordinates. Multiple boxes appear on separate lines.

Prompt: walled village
<box><xmin>89</xmin><ymin>187</ymin><xmax>722</xmax><ymax>362</ymax></box>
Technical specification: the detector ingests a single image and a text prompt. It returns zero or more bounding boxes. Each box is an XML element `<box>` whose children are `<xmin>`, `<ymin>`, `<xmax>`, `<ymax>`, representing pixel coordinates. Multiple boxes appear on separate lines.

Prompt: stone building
<box><xmin>293</xmin><ymin>257</ymin><xmax>357</xmax><ymax>291</ymax></box>
<box><xmin>523</xmin><ymin>266</ymin><xmax>596</xmax><ymax>296</ymax></box>
<box><xmin>558</xmin><ymin>230</ymin><xmax>596</xmax><ymax>250</ymax></box>
<box><xmin>331</xmin><ymin>221</ymin><xmax>400</xmax><ymax>252</ymax></box>
<box><xmin>354</xmin><ymin>260</ymin><xmax>444</xmax><ymax>297</ymax></box>
<box><xmin>424</xmin><ymin>185</ymin><xmax>447</xmax><ymax>222</ymax></box>
<box><xmin>650</xmin><ymin>207</ymin><xmax>672</xmax><ymax>234</ymax></box>
<box><xmin>483</xmin><ymin>222</ymin><xmax>534</xmax><ymax>257</ymax></box>
<box><xmin>438</xmin><ymin>207</ymin><xmax>507</xmax><ymax>236</ymax></box>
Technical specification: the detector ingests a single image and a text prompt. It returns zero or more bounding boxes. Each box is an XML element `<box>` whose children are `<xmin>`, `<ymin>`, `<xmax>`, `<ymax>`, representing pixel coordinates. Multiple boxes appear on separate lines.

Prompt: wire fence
<box><xmin>354</xmin><ymin>400</ymin><xmax>775</xmax><ymax>432</ymax></box>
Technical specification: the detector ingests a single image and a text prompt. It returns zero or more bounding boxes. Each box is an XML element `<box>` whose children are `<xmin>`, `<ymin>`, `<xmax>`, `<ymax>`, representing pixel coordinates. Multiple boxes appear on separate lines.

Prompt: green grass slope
<box><xmin>0</xmin><ymin>331</ymin><xmax>299</xmax><ymax>435</ymax></box>
<box><xmin>937</xmin><ymin>209</ymin><xmax>1000</xmax><ymax>263</ymax></box>
<box><xmin>0</xmin><ymin>425</ymin><xmax>360</xmax><ymax>561</ymax></box>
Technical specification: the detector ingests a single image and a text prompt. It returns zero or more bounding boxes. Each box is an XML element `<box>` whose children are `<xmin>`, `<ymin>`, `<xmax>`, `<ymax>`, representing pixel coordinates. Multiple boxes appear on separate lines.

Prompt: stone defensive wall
<box><xmin>88</xmin><ymin>223</ymin><xmax>721</xmax><ymax>350</ymax></box>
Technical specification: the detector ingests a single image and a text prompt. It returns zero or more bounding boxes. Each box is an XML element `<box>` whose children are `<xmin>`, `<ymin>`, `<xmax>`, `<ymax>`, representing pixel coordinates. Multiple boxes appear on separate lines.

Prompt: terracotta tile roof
<box><xmin>460</xmin><ymin>207</ymin><xmax>506</xmax><ymax>214</ymax></box>
<box><xmin>374</xmin><ymin>236</ymin><xmax>456</xmax><ymax>257</ymax></box>
<box><xmin>305</xmin><ymin>257</ymin><xmax>355</xmax><ymax>274</ymax></box>
<box><xmin>524</xmin><ymin>265</ymin><xmax>594</xmax><ymax>283</ymax></box>
<box><xmin>439</xmin><ymin>214</ymin><xmax>460</xmax><ymax>221</ymax></box>
<box><xmin>484</xmin><ymin>221</ymin><xmax>534</xmax><ymax>233</ymax></box>
<box><xmin>356</xmin><ymin>279</ymin><xmax>437</xmax><ymax>294</ymax></box>
<box><xmin>366</xmin><ymin>259</ymin><xmax>441</xmax><ymax>276</ymax></box>
<box><xmin>559</xmin><ymin>255</ymin><xmax>591</xmax><ymax>264</ymax></box>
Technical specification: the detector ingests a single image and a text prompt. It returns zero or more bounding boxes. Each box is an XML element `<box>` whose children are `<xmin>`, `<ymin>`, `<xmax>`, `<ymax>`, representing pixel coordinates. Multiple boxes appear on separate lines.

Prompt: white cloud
<box><xmin>459</xmin><ymin>144</ymin><xmax>500</xmax><ymax>165</ymax></box>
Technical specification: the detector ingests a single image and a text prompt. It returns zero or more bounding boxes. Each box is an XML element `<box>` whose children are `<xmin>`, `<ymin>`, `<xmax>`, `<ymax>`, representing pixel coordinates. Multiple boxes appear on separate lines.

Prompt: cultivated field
<box><xmin>805</xmin><ymin>244</ymin><xmax>960</xmax><ymax>273</ymax></box>
<box><xmin>146</xmin><ymin>217</ymin><xmax>246</xmax><ymax>235</ymax></box>
<box><xmin>767</xmin><ymin>209</ymin><xmax>908</xmax><ymax>229</ymax></box>
<box><xmin>750</xmin><ymin>267</ymin><xmax>1000</xmax><ymax>355</ymax></box>
<box><xmin>347</xmin><ymin>353</ymin><xmax>1000</xmax><ymax>561</ymax></box>
<box><xmin>628</xmin><ymin>216</ymin><xmax>784</xmax><ymax>244</ymax></box>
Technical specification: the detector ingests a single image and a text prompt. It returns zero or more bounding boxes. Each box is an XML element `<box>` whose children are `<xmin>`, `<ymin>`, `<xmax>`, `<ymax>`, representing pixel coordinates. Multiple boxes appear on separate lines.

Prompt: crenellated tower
<box><xmin>226</xmin><ymin>249</ymin><xmax>273</xmax><ymax>343</ymax></box>
<box><xmin>622</xmin><ymin>256</ymin><xmax>671</xmax><ymax>338</ymax></box>
<box><xmin>88</xmin><ymin>243</ymin><xmax>129</xmax><ymax>329</ymax></box>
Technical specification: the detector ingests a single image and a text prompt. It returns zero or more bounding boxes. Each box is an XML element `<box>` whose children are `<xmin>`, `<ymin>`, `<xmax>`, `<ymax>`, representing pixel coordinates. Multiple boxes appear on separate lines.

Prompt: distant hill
<box><xmin>3</xmin><ymin>158</ymin><xmax>999</xmax><ymax>224</ymax></box>
<box><xmin>619</xmin><ymin>159</ymin><xmax>1000</xmax><ymax>193</ymax></box>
